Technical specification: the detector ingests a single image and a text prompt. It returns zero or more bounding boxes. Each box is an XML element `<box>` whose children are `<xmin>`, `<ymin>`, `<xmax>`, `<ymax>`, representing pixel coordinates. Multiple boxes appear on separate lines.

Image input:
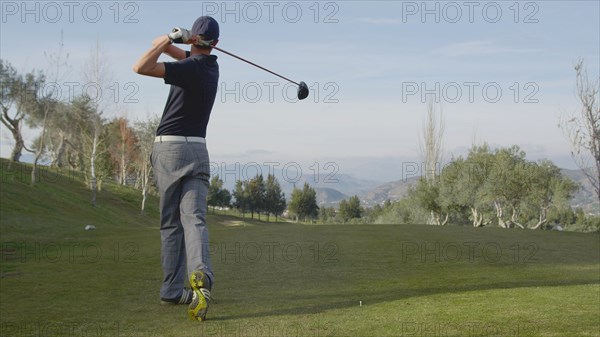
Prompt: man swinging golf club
<box><xmin>132</xmin><ymin>16</ymin><xmax>219</xmax><ymax>321</ymax></box>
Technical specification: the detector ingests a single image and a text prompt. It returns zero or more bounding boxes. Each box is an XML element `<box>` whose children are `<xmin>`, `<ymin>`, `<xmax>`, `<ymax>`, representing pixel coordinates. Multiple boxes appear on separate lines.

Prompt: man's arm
<box><xmin>164</xmin><ymin>45</ymin><xmax>188</xmax><ymax>61</ymax></box>
<box><xmin>132</xmin><ymin>35</ymin><xmax>171</xmax><ymax>78</ymax></box>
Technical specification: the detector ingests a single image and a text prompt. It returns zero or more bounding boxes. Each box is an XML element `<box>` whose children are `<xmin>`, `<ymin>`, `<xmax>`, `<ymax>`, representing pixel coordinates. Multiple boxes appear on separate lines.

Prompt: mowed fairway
<box><xmin>1</xmin><ymin>160</ymin><xmax>599</xmax><ymax>337</ymax></box>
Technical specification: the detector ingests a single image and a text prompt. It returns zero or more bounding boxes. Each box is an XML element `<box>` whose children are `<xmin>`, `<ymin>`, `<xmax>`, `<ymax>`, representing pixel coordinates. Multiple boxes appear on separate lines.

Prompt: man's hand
<box><xmin>169</xmin><ymin>27</ymin><xmax>215</xmax><ymax>47</ymax></box>
<box><xmin>169</xmin><ymin>28</ymin><xmax>197</xmax><ymax>44</ymax></box>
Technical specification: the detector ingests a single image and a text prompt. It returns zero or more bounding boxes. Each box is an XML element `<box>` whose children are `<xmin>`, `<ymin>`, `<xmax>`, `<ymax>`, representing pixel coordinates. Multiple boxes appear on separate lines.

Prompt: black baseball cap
<box><xmin>192</xmin><ymin>16</ymin><xmax>219</xmax><ymax>41</ymax></box>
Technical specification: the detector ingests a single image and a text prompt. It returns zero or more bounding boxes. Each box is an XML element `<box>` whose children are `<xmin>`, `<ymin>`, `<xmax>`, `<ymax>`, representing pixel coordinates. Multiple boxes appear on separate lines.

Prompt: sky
<box><xmin>1</xmin><ymin>0</ymin><xmax>599</xmax><ymax>182</ymax></box>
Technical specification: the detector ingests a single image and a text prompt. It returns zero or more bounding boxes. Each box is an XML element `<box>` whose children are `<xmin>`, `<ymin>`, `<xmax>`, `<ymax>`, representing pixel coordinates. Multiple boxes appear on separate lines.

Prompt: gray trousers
<box><xmin>151</xmin><ymin>140</ymin><xmax>213</xmax><ymax>300</ymax></box>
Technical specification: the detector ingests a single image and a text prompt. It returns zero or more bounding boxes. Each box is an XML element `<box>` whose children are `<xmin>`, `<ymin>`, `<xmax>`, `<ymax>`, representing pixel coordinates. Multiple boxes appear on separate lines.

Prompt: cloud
<box><xmin>433</xmin><ymin>40</ymin><xmax>543</xmax><ymax>57</ymax></box>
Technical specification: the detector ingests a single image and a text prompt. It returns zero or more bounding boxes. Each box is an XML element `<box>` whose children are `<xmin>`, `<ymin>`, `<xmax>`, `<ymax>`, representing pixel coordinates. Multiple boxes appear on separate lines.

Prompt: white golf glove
<box><xmin>168</xmin><ymin>27</ymin><xmax>193</xmax><ymax>44</ymax></box>
<box><xmin>169</xmin><ymin>27</ymin><xmax>214</xmax><ymax>47</ymax></box>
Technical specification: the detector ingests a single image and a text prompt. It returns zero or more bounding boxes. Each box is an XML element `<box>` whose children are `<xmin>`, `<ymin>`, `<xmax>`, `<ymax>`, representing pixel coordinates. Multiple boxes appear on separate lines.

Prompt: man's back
<box><xmin>157</xmin><ymin>54</ymin><xmax>219</xmax><ymax>138</ymax></box>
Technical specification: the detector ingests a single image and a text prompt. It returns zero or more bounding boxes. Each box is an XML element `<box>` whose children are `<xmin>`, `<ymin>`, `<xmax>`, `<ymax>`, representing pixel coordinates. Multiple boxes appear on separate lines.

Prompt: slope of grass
<box><xmin>1</xmin><ymin>159</ymin><xmax>599</xmax><ymax>337</ymax></box>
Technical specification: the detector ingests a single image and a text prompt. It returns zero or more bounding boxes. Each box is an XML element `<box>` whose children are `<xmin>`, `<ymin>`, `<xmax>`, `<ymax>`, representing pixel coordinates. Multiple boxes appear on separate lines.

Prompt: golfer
<box><xmin>132</xmin><ymin>16</ymin><xmax>219</xmax><ymax>321</ymax></box>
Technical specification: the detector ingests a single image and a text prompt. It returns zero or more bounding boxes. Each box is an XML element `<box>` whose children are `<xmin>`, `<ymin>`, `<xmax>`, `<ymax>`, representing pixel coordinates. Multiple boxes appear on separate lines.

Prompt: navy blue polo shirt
<box><xmin>156</xmin><ymin>53</ymin><xmax>219</xmax><ymax>138</ymax></box>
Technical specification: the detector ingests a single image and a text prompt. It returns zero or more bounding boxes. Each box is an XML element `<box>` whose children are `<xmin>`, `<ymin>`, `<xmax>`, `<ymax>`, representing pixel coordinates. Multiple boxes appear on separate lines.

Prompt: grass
<box><xmin>1</xmin><ymin>159</ymin><xmax>599</xmax><ymax>337</ymax></box>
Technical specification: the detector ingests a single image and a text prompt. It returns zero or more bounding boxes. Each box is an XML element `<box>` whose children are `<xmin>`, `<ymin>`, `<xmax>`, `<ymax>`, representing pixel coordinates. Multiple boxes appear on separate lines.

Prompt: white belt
<box><xmin>154</xmin><ymin>135</ymin><xmax>206</xmax><ymax>143</ymax></box>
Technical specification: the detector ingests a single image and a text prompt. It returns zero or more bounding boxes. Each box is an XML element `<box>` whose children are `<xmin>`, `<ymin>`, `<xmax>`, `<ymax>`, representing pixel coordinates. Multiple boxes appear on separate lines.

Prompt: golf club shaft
<box><xmin>212</xmin><ymin>46</ymin><xmax>299</xmax><ymax>86</ymax></box>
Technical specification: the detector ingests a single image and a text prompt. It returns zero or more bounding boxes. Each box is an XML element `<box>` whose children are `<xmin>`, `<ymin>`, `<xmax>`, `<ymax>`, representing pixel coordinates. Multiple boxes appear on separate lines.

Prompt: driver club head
<box><xmin>297</xmin><ymin>81</ymin><xmax>309</xmax><ymax>100</ymax></box>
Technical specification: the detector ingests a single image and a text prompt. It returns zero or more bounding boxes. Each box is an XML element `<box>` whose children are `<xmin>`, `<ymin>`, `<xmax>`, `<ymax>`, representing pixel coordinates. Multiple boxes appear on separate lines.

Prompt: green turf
<box><xmin>1</xmin><ymin>159</ymin><xmax>599</xmax><ymax>337</ymax></box>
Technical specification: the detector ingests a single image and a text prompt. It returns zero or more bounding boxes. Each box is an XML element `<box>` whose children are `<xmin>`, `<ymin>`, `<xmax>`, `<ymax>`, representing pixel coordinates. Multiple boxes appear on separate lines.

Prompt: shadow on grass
<box><xmin>210</xmin><ymin>278</ymin><xmax>600</xmax><ymax>321</ymax></box>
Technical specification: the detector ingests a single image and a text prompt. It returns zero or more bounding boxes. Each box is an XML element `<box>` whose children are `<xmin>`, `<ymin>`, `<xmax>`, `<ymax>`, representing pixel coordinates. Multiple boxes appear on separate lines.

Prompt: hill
<box><xmin>360</xmin><ymin>176</ymin><xmax>419</xmax><ymax>206</ymax></box>
<box><xmin>1</xmin><ymin>159</ymin><xmax>598</xmax><ymax>337</ymax></box>
<box><xmin>561</xmin><ymin>168</ymin><xmax>599</xmax><ymax>213</ymax></box>
<box><xmin>314</xmin><ymin>187</ymin><xmax>347</xmax><ymax>206</ymax></box>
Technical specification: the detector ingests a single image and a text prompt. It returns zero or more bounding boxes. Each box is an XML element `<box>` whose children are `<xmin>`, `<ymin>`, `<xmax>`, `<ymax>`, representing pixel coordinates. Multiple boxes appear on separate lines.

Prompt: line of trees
<box><xmin>411</xmin><ymin>144</ymin><xmax>578</xmax><ymax>229</ymax></box>
<box><xmin>211</xmin><ymin>176</ymin><xmax>324</xmax><ymax>223</ymax></box>
<box><xmin>1</xmin><ymin>54</ymin><xmax>160</xmax><ymax>211</ymax></box>
<box><xmin>319</xmin><ymin>195</ymin><xmax>363</xmax><ymax>224</ymax></box>
<box><xmin>231</xmin><ymin>174</ymin><xmax>287</xmax><ymax>221</ymax></box>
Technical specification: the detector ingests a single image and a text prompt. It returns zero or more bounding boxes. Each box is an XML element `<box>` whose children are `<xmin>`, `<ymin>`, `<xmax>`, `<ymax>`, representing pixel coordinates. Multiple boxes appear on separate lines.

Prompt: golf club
<box><xmin>169</xmin><ymin>27</ymin><xmax>309</xmax><ymax>100</ymax></box>
<box><xmin>211</xmin><ymin>45</ymin><xmax>309</xmax><ymax>101</ymax></box>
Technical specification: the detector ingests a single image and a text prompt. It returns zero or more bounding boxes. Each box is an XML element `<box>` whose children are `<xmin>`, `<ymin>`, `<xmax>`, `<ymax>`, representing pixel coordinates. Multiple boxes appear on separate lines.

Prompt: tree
<box><xmin>133</xmin><ymin>116</ymin><xmax>160</xmax><ymax>215</ymax></box>
<box><xmin>439</xmin><ymin>144</ymin><xmax>495</xmax><ymax>227</ymax></box>
<box><xmin>232</xmin><ymin>180</ymin><xmax>248</xmax><ymax>217</ymax></box>
<box><xmin>218</xmin><ymin>188</ymin><xmax>232</xmax><ymax>211</ymax></box>
<box><xmin>88</xmin><ymin>108</ymin><xmax>104</xmax><ymax>206</ymax></box>
<box><xmin>264</xmin><ymin>174</ymin><xmax>286</xmax><ymax>221</ymax></box>
<box><xmin>29</xmin><ymin>35</ymin><xmax>73</xmax><ymax>186</ymax></box>
<box><xmin>319</xmin><ymin>206</ymin><xmax>337</xmax><ymax>223</ymax></box>
<box><xmin>560</xmin><ymin>59</ymin><xmax>600</xmax><ymax>203</ymax></box>
<box><xmin>373</xmin><ymin>195</ymin><xmax>427</xmax><ymax>225</ymax></box>
<box><xmin>208</xmin><ymin>175</ymin><xmax>231</xmax><ymax>214</ymax></box>
<box><xmin>250</xmin><ymin>174</ymin><xmax>266</xmax><ymax>219</ymax></box>
<box><xmin>70</xmin><ymin>95</ymin><xmax>109</xmax><ymax>206</ymax></box>
<box><xmin>0</xmin><ymin>60</ymin><xmax>44</xmax><ymax>162</ymax></box>
<box><xmin>34</xmin><ymin>36</ymin><xmax>77</xmax><ymax>170</ymax></box>
<box><xmin>288</xmin><ymin>188</ymin><xmax>303</xmax><ymax>222</ymax></box>
<box><xmin>527</xmin><ymin>160</ymin><xmax>578</xmax><ymax>229</ymax></box>
<box><xmin>45</xmin><ymin>102</ymin><xmax>75</xmax><ymax>168</ymax></box>
<box><xmin>288</xmin><ymin>183</ymin><xmax>319</xmax><ymax>222</ymax></box>
<box><xmin>37</xmin><ymin>96</ymin><xmax>80</xmax><ymax>169</ymax></box>
<box><xmin>547</xmin><ymin>207</ymin><xmax>576</xmax><ymax>226</ymax></box>
<box><xmin>410</xmin><ymin>178</ymin><xmax>448</xmax><ymax>225</ymax></box>
<box><xmin>29</xmin><ymin>100</ymin><xmax>73</xmax><ymax>167</ymax></box>
<box><xmin>419</xmin><ymin>100</ymin><xmax>446</xmax><ymax>224</ymax></box>
<box><xmin>362</xmin><ymin>204</ymin><xmax>385</xmax><ymax>224</ymax></box>
<box><xmin>338</xmin><ymin>195</ymin><xmax>363</xmax><ymax>222</ymax></box>
<box><xmin>28</xmin><ymin>97</ymin><xmax>57</xmax><ymax>186</ymax></box>
<box><xmin>484</xmin><ymin>146</ymin><xmax>537</xmax><ymax>229</ymax></box>
<box><xmin>106</xmin><ymin>117</ymin><xmax>138</xmax><ymax>185</ymax></box>
<box><xmin>419</xmin><ymin>100</ymin><xmax>445</xmax><ymax>181</ymax></box>
<box><xmin>464</xmin><ymin>145</ymin><xmax>496</xmax><ymax>226</ymax></box>
<box><xmin>208</xmin><ymin>175</ymin><xmax>222</xmax><ymax>214</ymax></box>
<box><xmin>82</xmin><ymin>39</ymin><xmax>113</xmax><ymax>206</ymax></box>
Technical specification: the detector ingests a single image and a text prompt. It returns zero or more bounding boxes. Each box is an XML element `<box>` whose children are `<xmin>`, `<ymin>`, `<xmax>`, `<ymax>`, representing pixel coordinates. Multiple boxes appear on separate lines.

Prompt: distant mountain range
<box><xmin>214</xmin><ymin>163</ymin><xmax>384</xmax><ymax>205</ymax></box>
